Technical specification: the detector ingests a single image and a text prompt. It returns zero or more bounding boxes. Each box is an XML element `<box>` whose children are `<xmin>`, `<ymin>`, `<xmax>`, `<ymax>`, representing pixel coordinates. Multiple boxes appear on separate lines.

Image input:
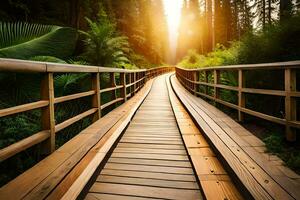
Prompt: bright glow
<box><xmin>163</xmin><ymin>0</ymin><xmax>183</xmax><ymax>62</ymax></box>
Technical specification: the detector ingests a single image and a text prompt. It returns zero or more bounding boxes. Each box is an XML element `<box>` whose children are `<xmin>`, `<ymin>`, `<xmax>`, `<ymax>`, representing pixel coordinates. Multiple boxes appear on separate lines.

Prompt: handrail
<box><xmin>0</xmin><ymin>58</ymin><xmax>174</xmax><ymax>162</ymax></box>
<box><xmin>175</xmin><ymin>61</ymin><xmax>300</xmax><ymax>142</ymax></box>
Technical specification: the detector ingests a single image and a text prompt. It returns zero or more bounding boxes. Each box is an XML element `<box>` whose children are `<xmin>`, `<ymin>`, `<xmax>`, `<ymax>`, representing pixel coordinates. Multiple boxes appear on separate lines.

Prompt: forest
<box><xmin>0</xmin><ymin>0</ymin><xmax>300</xmax><ymax>187</ymax></box>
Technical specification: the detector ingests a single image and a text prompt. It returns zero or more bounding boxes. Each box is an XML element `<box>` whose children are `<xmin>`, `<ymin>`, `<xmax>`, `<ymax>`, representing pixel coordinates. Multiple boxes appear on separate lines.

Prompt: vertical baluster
<box><xmin>285</xmin><ymin>68</ymin><xmax>297</xmax><ymax>141</ymax></box>
<box><xmin>238</xmin><ymin>70</ymin><xmax>245</xmax><ymax>122</ymax></box>
<box><xmin>128</xmin><ymin>73</ymin><xmax>132</xmax><ymax>97</ymax></box>
<box><xmin>110</xmin><ymin>72</ymin><xmax>116</xmax><ymax>102</ymax></box>
<box><xmin>120</xmin><ymin>72</ymin><xmax>127</xmax><ymax>102</ymax></box>
<box><xmin>133</xmin><ymin>72</ymin><xmax>136</xmax><ymax>95</ymax></box>
<box><xmin>194</xmin><ymin>71</ymin><xmax>199</xmax><ymax>96</ymax></box>
<box><xmin>214</xmin><ymin>70</ymin><xmax>220</xmax><ymax>103</ymax></box>
<box><xmin>92</xmin><ymin>72</ymin><xmax>101</xmax><ymax>121</ymax></box>
<box><xmin>41</xmin><ymin>73</ymin><xmax>55</xmax><ymax>154</ymax></box>
<box><xmin>204</xmin><ymin>70</ymin><xmax>208</xmax><ymax>95</ymax></box>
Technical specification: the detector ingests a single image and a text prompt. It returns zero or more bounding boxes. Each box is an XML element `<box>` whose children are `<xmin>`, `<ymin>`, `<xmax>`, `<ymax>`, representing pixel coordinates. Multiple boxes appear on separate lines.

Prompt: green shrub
<box><xmin>263</xmin><ymin>133</ymin><xmax>283</xmax><ymax>154</ymax></box>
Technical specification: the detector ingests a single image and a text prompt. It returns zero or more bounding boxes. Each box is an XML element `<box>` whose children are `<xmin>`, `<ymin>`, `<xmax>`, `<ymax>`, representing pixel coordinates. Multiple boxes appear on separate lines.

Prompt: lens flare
<box><xmin>163</xmin><ymin>0</ymin><xmax>183</xmax><ymax>62</ymax></box>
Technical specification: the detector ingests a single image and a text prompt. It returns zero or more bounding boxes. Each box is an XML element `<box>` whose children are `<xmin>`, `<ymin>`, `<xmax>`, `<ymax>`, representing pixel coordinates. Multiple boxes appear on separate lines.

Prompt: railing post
<box><xmin>238</xmin><ymin>70</ymin><xmax>245</xmax><ymax>122</ymax></box>
<box><xmin>192</xmin><ymin>71</ymin><xmax>196</xmax><ymax>95</ymax></box>
<box><xmin>120</xmin><ymin>72</ymin><xmax>127</xmax><ymax>102</ymax></box>
<box><xmin>92</xmin><ymin>72</ymin><xmax>101</xmax><ymax>121</ymax></box>
<box><xmin>110</xmin><ymin>72</ymin><xmax>116</xmax><ymax>102</ymax></box>
<box><xmin>128</xmin><ymin>73</ymin><xmax>132</xmax><ymax>97</ymax></box>
<box><xmin>41</xmin><ymin>73</ymin><xmax>55</xmax><ymax>154</ymax></box>
<box><xmin>133</xmin><ymin>72</ymin><xmax>136</xmax><ymax>95</ymax></box>
<box><xmin>285</xmin><ymin>68</ymin><xmax>296</xmax><ymax>141</ymax></box>
<box><xmin>214</xmin><ymin>70</ymin><xmax>220</xmax><ymax>104</ymax></box>
<box><xmin>194</xmin><ymin>71</ymin><xmax>199</xmax><ymax>96</ymax></box>
<box><xmin>204</xmin><ymin>71</ymin><xmax>208</xmax><ymax>95</ymax></box>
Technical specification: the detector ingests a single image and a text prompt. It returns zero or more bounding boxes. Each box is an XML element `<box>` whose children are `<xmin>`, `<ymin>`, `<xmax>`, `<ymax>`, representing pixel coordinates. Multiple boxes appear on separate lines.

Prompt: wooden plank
<box><xmin>85</xmin><ymin>193</ymin><xmax>158</xmax><ymax>200</ymax></box>
<box><xmin>187</xmin><ymin>148</ymin><xmax>215</xmax><ymax>157</ymax></box>
<box><xmin>108</xmin><ymin>158</ymin><xmax>192</xmax><ymax>168</ymax></box>
<box><xmin>182</xmin><ymin>135</ymin><xmax>209</xmax><ymax>148</ymax></box>
<box><xmin>101</xmin><ymin>169</ymin><xmax>197</xmax><ymax>182</ymax></box>
<box><xmin>89</xmin><ymin>182</ymin><xmax>202</xmax><ymax>200</ymax></box>
<box><xmin>97</xmin><ymin>175</ymin><xmax>199</xmax><ymax>189</ymax></box>
<box><xmin>201</xmin><ymin>180</ymin><xmax>243</xmax><ymax>200</ymax></box>
<box><xmin>120</xmin><ymin>139</ymin><xmax>183</xmax><ymax>145</ymax></box>
<box><xmin>191</xmin><ymin>156</ymin><xmax>227</xmax><ymax>175</ymax></box>
<box><xmin>111</xmin><ymin>152</ymin><xmax>189</xmax><ymax>161</ymax></box>
<box><xmin>104</xmin><ymin>163</ymin><xmax>194</xmax><ymax>174</ymax></box>
<box><xmin>113</xmin><ymin>148</ymin><xmax>186</xmax><ymax>155</ymax></box>
<box><xmin>117</xmin><ymin>143</ymin><xmax>185</xmax><ymax>150</ymax></box>
<box><xmin>122</xmin><ymin>136</ymin><xmax>182</xmax><ymax>142</ymax></box>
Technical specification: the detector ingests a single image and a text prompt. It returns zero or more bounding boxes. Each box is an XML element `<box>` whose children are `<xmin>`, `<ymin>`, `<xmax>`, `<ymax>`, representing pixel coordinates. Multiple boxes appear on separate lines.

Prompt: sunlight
<box><xmin>163</xmin><ymin>0</ymin><xmax>183</xmax><ymax>62</ymax></box>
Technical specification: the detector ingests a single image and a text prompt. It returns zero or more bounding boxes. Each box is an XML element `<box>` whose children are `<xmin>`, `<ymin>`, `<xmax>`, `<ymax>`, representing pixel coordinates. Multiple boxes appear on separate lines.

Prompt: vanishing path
<box><xmin>86</xmin><ymin>76</ymin><xmax>240</xmax><ymax>199</ymax></box>
<box><xmin>85</xmin><ymin>75</ymin><xmax>203</xmax><ymax>199</ymax></box>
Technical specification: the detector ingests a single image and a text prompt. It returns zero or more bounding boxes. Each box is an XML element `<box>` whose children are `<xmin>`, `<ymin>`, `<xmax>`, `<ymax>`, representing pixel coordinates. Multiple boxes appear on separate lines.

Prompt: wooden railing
<box><xmin>0</xmin><ymin>58</ymin><xmax>173</xmax><ymax>162</ymax></box>
<box><xmin>176</xmin><ymin>61</ymin><xmax>300</xmax><ymax>141</ymax></box>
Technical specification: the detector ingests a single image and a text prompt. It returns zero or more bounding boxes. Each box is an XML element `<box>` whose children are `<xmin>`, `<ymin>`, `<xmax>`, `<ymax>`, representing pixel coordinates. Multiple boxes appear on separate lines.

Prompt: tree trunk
<box><xmin>206</xmin><ymin>0</ymin><xmax>213</xmax><ymax>52</ymax></box>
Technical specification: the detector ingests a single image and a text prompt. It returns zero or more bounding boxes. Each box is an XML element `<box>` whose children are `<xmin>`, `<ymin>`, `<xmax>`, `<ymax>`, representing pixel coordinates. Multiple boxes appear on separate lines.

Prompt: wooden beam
<box><xmin>213</xmin><ymin>70</ymin><xmax>220</xmax><ymax>103</ymax></box>
<box><xmin>92</xmin><ymin>73</ymin><xmax>101</xmax><ymax>121</ymax></box>
<box><xmin>0</xmin><ymin>101</ymin><xmax>49</xmax><ymax>118</ymax></box>
<box><xmin>285</xmin><ymin>69</ymin><xmax>297</xmax><ymax>141</ymax></box>
<box><xmin>0</xmin><ymin>131</ymin><xmax>50</xmax><ymax>162</ymax></box>
<box><xmin>40</xmin><ymin>73</ymin><xmax>55</xmax><ymax>154</ymax></box>
<box><xmin>120</xmin><ymin>72</ymin><xmax>127</xmax><ymax>102</ymax></box>
<box><xmin>54</xmin><ymin>91</ymin><xmax>95</xmax><ymax>104</ymax></box>
<box><xmin>238</xmin><ymin>70</ymin><xmax>245</xmax><ymax>122</ymax></box>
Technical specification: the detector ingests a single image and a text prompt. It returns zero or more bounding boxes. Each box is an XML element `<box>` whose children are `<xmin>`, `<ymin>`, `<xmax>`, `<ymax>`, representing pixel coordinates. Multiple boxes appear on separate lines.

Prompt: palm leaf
<box><xmin>0</xmin><ymin>21</ymin><xmax>78</xmax><ymax>59</ymax></box>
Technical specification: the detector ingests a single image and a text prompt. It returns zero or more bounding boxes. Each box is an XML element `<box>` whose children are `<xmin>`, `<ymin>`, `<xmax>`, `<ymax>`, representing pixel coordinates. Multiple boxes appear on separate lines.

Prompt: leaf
<box><xmin>0</xmin><ymin>21</ymin><xmax>78</xmax><ymax>59</ymax></box>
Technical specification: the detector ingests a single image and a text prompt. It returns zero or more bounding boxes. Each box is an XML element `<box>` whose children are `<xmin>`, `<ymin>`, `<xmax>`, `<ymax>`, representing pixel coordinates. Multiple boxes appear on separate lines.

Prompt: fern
<box><xmin>0</xmin><ymin>21</ymin><xmax>78</xmax><ymax>59</ymax></box>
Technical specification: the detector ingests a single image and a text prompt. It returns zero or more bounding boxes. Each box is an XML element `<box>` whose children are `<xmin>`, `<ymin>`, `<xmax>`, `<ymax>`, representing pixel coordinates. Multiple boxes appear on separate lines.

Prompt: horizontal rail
<box><xmin>100</xmin><ymin>98</ymin><xmax>124</xmax><ymax>110</ymax></box>
<box><xmin>100</xmin><ymin>86</ymin><xmax>123</xmax><ymax>94</ymax></box>
<box><xmin>0</xmin><ymin>58</ymin><xmax>174</xmax><ymax>162</ymax></box>
<box><xmin>175</xmin><ymin>61</ymin><xmax>299</xmax><ymax>141</ymax></box>
<box><xmin>0</xmin><ymin>131</ymin><xmax>50</xmax><ymax>162</ymax></box>
<box><xmin>54</xmin><ymin>91</ymin><xmax>96</xmax><ymax>104</ymax></box>
<box><xmin>55</xmin><ymin>108</ymin><xmax>98</xmax><ymax>133</ymax></box>
<box><xmin>0</xmin><ymin>101</ymin><xmax>49</xmax><ymax>118</ymax></box>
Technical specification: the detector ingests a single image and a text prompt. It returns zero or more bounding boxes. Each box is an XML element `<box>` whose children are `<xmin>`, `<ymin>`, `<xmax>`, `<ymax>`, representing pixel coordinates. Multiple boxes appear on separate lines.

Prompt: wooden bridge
<box><xmin>0</xmin><ymin>58</ymin><xmax>299</xmax><ymax>199</ymax></box>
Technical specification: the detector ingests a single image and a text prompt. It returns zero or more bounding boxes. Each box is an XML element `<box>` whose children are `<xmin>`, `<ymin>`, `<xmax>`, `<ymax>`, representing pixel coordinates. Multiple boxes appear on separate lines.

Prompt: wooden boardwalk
<box><xmin>85</xmin><ymin>76</ymin><xmax>202</xmax><ymax>200</ymax></box>
<box><xmin>0</xmin><ymin>60</ymin><xmax>298</xmax><ymax>199</ymax></box>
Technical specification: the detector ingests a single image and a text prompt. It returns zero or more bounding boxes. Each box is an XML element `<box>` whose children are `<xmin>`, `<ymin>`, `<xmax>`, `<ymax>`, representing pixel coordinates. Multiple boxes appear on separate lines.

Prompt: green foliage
<box><xmin>178</xmin><ymin>14</ymin><xmax>300</xmax><ymax>68</ymax></box>
<box><xmin>128</xmin><ymin>53</ymin><xmax>154</xmax><ymax>69</ymax></box>
<box><xmin>30</xmin><ymin>56</ymin><xmax>67</xmax><ymax>63</ymax></box>
<box><xmin>286</xmin><ymin>153</ymin><xmax>300</xmax><ymax>170</ymax></box>
<box><xmin>178</xmin><ymin>44</ymin><xmax>239</xmax><ymax>69</ymax></box>
<box><xmin>264</xmin><ymin>133</ymin><xmax>284</xmax><ymax>153</ymax></box>
<box><xmin>80</xmin><ymin>4</ymin><xmax>130</xmax><ymax>67</ymax></box>
<box><xmin>0</xmin><ymin>21</ymin><xmax>78</xmax><ymax>60</ymax></box>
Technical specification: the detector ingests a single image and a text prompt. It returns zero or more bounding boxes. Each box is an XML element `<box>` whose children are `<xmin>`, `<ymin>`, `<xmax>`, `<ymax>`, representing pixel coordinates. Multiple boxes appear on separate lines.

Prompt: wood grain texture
<box><xmin>171</xmin><ymin>74</ymin><xmax>298</xmax><ymax>199</ymax></box>
<box><xmin>166</xmin><ymin>74</ymin><xmax>243</xmax><ymax>200</ymax></box>
<box><xmin>85</xmin><ymin>75</ymin><xmax>202</xmax><ymax>200</ymax></box>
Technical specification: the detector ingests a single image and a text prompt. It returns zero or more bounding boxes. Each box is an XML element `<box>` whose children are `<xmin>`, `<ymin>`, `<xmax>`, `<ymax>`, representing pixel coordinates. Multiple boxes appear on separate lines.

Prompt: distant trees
<box><xmin>176</xmin><ymin>0</ymin><xmax>300</xmax><ymax>61</ymax></box>
<box><xmin>103</xmin><ymin>0</ymin><xmax>169</xmax><ymax>65</ymax></box>
<box><xmin>177</xmin><ymin>0</ymin><xmax>252</xmax><ymax>61</ymax></box>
